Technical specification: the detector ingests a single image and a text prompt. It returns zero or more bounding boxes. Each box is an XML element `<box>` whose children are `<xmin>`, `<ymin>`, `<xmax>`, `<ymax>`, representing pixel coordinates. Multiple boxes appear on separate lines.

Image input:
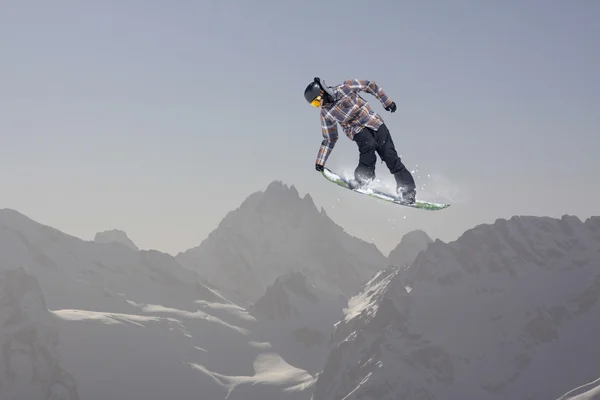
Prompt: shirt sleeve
<box><xmin>316</xmin><ymin>112</ymin><xmax>338</xmax><ymax>166</ymax></box>
<box><xmin>342</xmin><ymin>79</ymin><xmax>394</xmax><ymax>108</ymax></box>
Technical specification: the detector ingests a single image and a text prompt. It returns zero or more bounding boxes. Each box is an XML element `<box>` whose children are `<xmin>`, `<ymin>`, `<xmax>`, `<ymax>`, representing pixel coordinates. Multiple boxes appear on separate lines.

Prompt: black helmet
<box><xmin>304</xmin><ymin>80</ymin><xmax>322</xmax><ymax>104</ymax></box>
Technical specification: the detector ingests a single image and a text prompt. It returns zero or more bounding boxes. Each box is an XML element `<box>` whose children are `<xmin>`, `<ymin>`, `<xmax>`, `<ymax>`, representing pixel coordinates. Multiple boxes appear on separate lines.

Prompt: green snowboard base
<box><xmin>321</xmin><ymin>167</ymin><xmax>450</xmax><ymax>211</ymax></box>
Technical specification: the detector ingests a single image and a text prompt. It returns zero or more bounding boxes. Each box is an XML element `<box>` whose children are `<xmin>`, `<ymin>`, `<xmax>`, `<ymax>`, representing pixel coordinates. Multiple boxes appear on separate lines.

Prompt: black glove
<box><xmin>385</xmin><ymin>102</ymin><xmax>397</xmax><ymax>113</ymax></box>
<box><xmin>315</xmin><ymin>163</ymin><xmax>324</xmax><ymax>172</ymax></box>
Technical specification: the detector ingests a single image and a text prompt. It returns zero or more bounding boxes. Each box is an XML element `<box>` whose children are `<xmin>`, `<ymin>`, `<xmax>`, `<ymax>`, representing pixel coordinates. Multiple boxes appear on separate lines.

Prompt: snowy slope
<box><xmin>0</xmin><ymin>208</ymin><xmax>215</xmax><ymax>313</ymax></box>
<box><xmin>53</xmin><ymin>303</ymin><xmax>310</xmax><ymax>400</ymax></box>
<box><xmin>0</xmin><ymin>264</ymin><xmax>318</xmax><ymax>400</ymax></box>
<box><xmin>0</xmin><ymin>265</ymin><xmax>309</xmax><ymax>400</ymax></box>
<box><xmin>53</xmin><ymin>289</ymin><xmax>321</xmax><ymax>400</ymax></box>
<box><xmin>250</xmin><ymin>271</ymin><xmax>347</xmax><ymax>374</ymax></box>
<box><xmin>312</xmin><ymin>215</ymin><xmax>600</xmax><ymax>400</ymax></box>
<box><xmin>94</xmin><ymin>228</ymin><xmax>139</xmax><ymax>251</ymax></box>
<box><xmin>176</xmin><ymin>181</ymin><xmax>389</xmax><ymax>304</ymax></box>
<box><xmin>0</xmin><ymin>208</ymin><xmax>344</xmax><ymax>400</ymax></box>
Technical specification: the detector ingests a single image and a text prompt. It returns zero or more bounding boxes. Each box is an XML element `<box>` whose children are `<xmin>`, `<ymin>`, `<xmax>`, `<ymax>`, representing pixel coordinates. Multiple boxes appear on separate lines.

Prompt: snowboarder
<box><xmin>304</xmin><ymin>77</ymin><xmax>416</xmax><ymax>204</ymax></box>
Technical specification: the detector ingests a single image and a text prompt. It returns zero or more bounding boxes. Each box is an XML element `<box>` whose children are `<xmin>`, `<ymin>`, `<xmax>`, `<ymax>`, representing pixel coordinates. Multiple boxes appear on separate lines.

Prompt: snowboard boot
<box><xmin>397</xmin><ymin>186</ymin><xmax>416</xmax><ymax>204</ymax></box>
<box><xmin>353</xmin><ymin>168</ymin><xmax>375</xmax><ymax>191</ymax></box>
<box><xmin>350</xmin><ymin>176</ymin><xmax>373</xmax><ymax>191</ymax></box>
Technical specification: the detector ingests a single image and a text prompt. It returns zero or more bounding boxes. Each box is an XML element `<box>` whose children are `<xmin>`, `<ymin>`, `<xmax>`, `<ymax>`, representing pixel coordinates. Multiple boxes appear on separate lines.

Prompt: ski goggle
<box><xmin>310</xmin><ymin>95</ymin><xmax>322</xmax><ymax>107</ymax></box>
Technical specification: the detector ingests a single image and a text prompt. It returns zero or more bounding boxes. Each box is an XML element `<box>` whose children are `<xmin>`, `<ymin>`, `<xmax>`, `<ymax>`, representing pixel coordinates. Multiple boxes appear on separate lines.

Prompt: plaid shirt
<box><xmin>316</xmin><ymin>79</ymin><xmax>394</xmax><ymax>166</ymax></box>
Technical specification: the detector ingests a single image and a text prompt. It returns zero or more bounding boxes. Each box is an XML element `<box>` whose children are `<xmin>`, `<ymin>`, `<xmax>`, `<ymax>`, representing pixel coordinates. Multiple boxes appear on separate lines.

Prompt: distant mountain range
<box><xmin>312</xmin><ymin>215</ymin><xmax>600</xmax><ymax>400</ymax></box>
<box><xmin>1</xmin><ymin>181</ymin><xmax>599</xmax><ymax>400</ymax></box>
<box><xmin>175</xmin><ymin>181</ymin><xmax>390</xmax><ymax>304</ymax></box>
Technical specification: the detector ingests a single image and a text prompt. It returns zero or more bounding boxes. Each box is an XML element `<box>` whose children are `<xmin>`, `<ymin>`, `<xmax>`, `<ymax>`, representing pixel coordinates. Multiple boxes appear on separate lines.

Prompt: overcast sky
<box><xmin>1</xmin><ymin>0</ymin><xmax>599</xmax><ymax>255</ymax></box>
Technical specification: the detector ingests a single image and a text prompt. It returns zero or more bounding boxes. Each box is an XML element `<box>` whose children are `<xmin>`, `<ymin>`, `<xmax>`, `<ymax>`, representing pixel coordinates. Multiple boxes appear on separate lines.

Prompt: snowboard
<box><xmin>321</xmin><ymin>167</ymin><xmax>450</xmax><ymax>211</ymax></box>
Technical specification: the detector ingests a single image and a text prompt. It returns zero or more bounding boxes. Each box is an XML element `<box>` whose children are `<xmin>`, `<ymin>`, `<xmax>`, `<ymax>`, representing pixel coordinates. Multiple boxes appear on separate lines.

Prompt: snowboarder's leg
<box><xmin>373</xmin><ymin>124</ymin><xmax>416</xmax><ymax>202</ymax></box>
<box><xmin>353</xmin><ymin>128</ymin><xmax>377</xmax><ymax>187</ymax></box>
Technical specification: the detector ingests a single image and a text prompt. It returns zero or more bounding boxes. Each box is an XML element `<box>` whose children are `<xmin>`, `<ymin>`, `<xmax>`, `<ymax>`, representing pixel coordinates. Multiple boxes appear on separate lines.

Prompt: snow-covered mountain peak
<box><xmin>0</xmin><ymin>208</ymin><xmax>223</xmax><ymax>314</ymax></box>
<box><xmin>94</xmin><ymin>229</ymin><xmax>138</xmax><ymax>250</ymax></box>
<box><xmin>404</xmin><ymin>214</ymin><xmax>600</xmax><ymax>287</ymax></box>
<box><xmin>1</xmin><ymin>208</ymin><xmax>346</xmax><ymax>400</ymax></box>
<box><xmin>244</xmin><ymin>180</ymin><xmax>316</xmax><ymax>215</ymax></box>
<box><xmin>0</xmin><ymin>208</ymin><xmax>79</xmax><ymax>249</ymax></box>
<box><xmin>313</xmin><ymin>214</ymin><xmax>600</xmax><ymax>400</ymax></box>
<box><xmin>176</xmin><ymin>181</ymin><xmax>388</xmax><ymax>303</ymax></box>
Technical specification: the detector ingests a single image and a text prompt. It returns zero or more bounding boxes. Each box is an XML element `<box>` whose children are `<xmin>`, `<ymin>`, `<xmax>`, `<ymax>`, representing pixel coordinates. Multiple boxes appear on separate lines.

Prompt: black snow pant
<box><xmin>353</xmin><ymin>124</ymin><xmax>416</xmax><ymax>191</ymax></box>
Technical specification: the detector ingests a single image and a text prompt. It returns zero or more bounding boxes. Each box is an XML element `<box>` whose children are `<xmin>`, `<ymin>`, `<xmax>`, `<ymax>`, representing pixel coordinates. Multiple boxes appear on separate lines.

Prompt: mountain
<box><xmin>0</xmin><ymin>265</ymin><xmax>310</xmax><ymax>400</ymax></box>
<box><xmin>0</xmin><ymin>208</ymin><xmax>333</xmax><ymax>399</ymax></box>
<box><xmin>0</xmin><ymin>267</ymin><xmax>80</xmax><ymax>400</ymax></box>
<box><xmin>250</xmin><ymin>271</ymin><xmax>347</xmax><ymax>373</ymax></box>
<box><xmin>176</xmin><ymin>181</ymin><xmax>389</xmax><ymax>304</ymax></box>
<box><xmin>94</xmin><ymin>229</ymin><xmax>139</xmax><ymax>251</ymax></box>
<box><xmin>8</xmin><ymin>195</ymin><xmax>599</xmax><ymax>400</ymax></box>
<box><xmin>312</xmin><ymin>215</ymin><xmax>600</xmax><ymax>400</ymax></box>
<box><xmin>252</xmin><ymin>272</ymin><xmax>325</xmax><ymax>321</ymax></box>
<box><xmin>388</xmin><ymin>229</ymin><xmax>433</xmax><ymax>268</ymax></box>
<box><xmin>0</xmin><ymin>208</ymin><xmax>217</xmax><ymax>312</ymax></box>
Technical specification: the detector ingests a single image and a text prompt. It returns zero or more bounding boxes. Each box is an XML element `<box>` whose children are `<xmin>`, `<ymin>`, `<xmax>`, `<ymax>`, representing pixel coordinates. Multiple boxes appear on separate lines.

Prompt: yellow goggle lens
<box><xmin>310</xmin><ymin>95</ymin><xmax>322</xmax><ymax>107</ymax></box>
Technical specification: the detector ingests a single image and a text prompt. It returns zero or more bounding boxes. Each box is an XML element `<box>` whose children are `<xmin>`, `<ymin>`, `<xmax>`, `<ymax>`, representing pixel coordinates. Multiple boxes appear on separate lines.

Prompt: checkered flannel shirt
<box><xmin>316</xmin><ymin>79</ymin><xmax>394</xmax><ymax>166</ymax></box>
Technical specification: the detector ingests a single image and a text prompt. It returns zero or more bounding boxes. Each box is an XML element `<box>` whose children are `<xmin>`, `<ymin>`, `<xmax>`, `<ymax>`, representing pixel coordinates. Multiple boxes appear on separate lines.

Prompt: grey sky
<box><xmin>1</xmin><ymin>0</ymin><xmax>599</xmax><ymax>255</ymax></box>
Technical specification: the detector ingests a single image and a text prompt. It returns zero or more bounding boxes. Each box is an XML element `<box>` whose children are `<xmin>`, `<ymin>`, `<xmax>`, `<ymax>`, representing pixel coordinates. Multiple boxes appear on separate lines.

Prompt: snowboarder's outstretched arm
<box><xmin>315</xmin><ymin>112</ymin><xmax>338</xmax><ymax>168</ymax></box>
<box><xmin>342</xmin><ymin>79</ymin><xmax>396</xmax><ymax>111</ymax></box>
